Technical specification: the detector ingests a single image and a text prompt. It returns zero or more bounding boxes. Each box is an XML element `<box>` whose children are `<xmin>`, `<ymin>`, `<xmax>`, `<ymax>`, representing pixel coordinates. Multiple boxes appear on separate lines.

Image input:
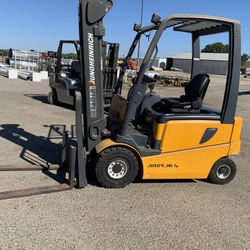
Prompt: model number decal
<box><xmin>147</xmin><ymin>164</ymin><xmax>179</xmax><ymax>168</ymax></box>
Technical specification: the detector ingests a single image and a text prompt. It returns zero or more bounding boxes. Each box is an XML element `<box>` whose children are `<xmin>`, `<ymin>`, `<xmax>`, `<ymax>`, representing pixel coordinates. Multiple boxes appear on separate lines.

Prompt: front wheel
<box><xmin>95</xmin><ymin>147</ymin><xmax>139</xmax><ymax>188</ymax></box>
<box><xmin>208</xmin><ymin>158</ymin><xmax>237</xmax><ymax>185</ymax></box>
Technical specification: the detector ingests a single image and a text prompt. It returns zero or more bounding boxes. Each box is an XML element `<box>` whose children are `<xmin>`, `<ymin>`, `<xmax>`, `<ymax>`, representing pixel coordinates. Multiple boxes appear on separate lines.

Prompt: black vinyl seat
<box><xmin>139</xmin><ymin>73</ymin><xmax>211</xmax><ymax>128</ymax></box>
<box><xmin>71</xmin><ymin>61</ymin><xmax>81</xmax><ymax>78</ymax></box>
<box><xmin>161</xmin><ymin>73</ymin><xmax>210</xmax><ymax>112</ymax></box>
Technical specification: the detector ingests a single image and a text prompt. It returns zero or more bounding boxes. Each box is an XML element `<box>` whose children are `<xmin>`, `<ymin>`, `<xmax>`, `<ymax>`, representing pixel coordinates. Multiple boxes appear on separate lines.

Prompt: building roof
<box><xmin>170</xmin><ymin>52</ymin><xmax>228</xmax><ymax>61</ymax></box>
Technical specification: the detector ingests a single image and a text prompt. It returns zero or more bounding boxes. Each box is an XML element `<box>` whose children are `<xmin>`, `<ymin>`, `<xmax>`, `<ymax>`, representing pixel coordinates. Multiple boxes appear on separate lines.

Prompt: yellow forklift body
<box><xmin>142</xmin><ymin>144</ymin><xmax>230</xmax><ymax>179</ymax></box>
<box><xmin>96</xmin><ymin>117</ymin><xmax>242</xmax><ymax>180</ymax></box>
<box><xmin>229</xmin><ymin>117</ymin><xmax>243</xmax><ymax>155</ymax></box>
<box><xmin>154</xmin><ymin>120</ymin><xmax>233</xmax><ymax>153</ymax></box>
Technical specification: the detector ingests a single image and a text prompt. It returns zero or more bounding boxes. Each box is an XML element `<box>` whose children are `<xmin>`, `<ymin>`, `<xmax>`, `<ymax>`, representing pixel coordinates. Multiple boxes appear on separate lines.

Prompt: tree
<box><xmin>241</xmin><ymin>53</ymin><xmax>250</xmax><ymax>64</ymax></box>
<box><xmin>62</xmin><ymin>53</ymin><xmax>78</xmax><ymax>60</ymax></box>
<box><xmin>201</xmin><ymin>42</ymin><xmax>229</xmax><ymax>53</ymax></box>
<box><xmin>0</xmin><ymin>49</ymin><xmax>8</xmax><ymax>56</ymax></box>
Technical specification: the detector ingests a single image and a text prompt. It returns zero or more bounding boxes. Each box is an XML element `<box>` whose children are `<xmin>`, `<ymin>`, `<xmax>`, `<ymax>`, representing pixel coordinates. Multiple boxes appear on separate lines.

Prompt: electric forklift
<box><xmin>76</xmin><ymin>1</ymin><xmax>243</xmax><ymax>188</ymax></box>
<box><xmin>0</xmin><ymin>0</ymin><xmax>243</xmax><ymax>200</ymax></box>
<box><xmin>47</xmin><ymin>39</ymin><xmax>119</xmax><ymax>108</ymax></box>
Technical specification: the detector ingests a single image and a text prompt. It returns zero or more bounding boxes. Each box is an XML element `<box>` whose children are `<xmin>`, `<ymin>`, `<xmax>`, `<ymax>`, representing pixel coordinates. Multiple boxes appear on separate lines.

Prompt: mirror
<box><xmin>133</xmin><ymin>24</ymin><xmax>141</xmax><ymax>32</ymax></box>
<box><xmin>151</xmin><ymin>14</ymin><xmax>161</xmax><ymax>25</ymax></box>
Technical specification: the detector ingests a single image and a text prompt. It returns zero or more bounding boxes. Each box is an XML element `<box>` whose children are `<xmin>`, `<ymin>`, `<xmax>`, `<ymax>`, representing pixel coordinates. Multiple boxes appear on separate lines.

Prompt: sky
<box><xmin>0</xmin><ymin>0</ymin><xmax>249</xmax><ymax>57</ymax></box>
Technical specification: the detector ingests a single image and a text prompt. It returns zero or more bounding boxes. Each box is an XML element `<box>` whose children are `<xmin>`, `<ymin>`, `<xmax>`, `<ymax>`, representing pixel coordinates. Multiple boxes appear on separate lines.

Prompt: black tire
<box><xmin>48</xmin><ymin>89</ymin><xmax>58</xmax><ymax>105</ymax></box>
<box><xmin>208</xmin><ymin>158</ymin><xmax>237</xmax><ymax>185</ymax></box>
<box><xmin>48</xmin><ymin>91</ymin><xmax>53</xmax><ymax>104</ymax></box>
<box><xmin>95</xmin><ymin>147</ymin><xmax>139</xmax><ymax>188</ymax></box>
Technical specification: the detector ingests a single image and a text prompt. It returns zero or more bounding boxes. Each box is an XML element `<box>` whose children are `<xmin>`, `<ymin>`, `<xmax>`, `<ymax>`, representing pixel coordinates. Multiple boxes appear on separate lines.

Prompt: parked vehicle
<box><xmin>48</xmin><ymin>40</ymin><xmax>119</xmax><ymax>108</ymax></box>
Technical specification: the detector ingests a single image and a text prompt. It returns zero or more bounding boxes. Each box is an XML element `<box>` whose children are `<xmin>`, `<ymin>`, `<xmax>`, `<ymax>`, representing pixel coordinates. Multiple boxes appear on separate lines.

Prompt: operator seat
<box><xmin>139</xmin><ymin>73</ymin><xmax>210</xmax><ymax>131</ymax></box>
<box><xmin>161</xmin><ymin>73</ymin><xmax>210</xmax><ymax>112</ymax></box>
<box><xmin>59</xmin><ymin>61</ymin><xmax>81</xmax><ymax>93</ymax></box>
<box><xmin>71</xmin><ymin>61</ymin><xmax>81</xmax><ymax>78</ymax></box>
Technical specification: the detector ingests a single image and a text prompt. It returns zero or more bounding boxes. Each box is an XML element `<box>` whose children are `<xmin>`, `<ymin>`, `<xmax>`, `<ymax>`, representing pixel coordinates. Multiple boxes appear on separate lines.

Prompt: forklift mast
<box><xmin>78</xmin><ymin>0</ymin><xmax>113</xmax><ymax>152</ymax></box>
<box><xmin>103</xmin><ymin>42</ymin><xmax>119</xmax><ymax>106</ymax></box>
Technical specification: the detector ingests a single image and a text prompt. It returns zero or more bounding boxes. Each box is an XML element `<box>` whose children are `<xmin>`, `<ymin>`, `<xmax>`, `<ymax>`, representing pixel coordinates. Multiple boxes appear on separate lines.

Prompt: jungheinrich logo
<box><xmin>88</xmin><ymin>32</ymin><xmax>97</xmax><ymax>118</ymax></box>
<box><xmin>88</xmin><ymin>33</ymin><xmax>95</xmax><ymax>85</ymax></box>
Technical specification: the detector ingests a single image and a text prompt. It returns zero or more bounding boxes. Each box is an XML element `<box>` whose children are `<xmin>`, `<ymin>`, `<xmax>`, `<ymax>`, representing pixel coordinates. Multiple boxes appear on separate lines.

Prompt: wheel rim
<box><xmin>107</xmin><ymin>160</ymin><xmax>128</xmax><ymax>180</ymax></box>
<box><xmin>216</xmin><ymin>164</ymin><xmax>231</xmax><ymax>180</ymax></box>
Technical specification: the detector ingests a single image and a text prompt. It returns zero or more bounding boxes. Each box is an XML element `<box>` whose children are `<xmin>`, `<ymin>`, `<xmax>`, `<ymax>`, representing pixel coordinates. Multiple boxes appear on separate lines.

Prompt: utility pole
<box><xmin>137</xmin><ymin>0</ymin><xmax>144</xmax><ymax>67</ymax></box>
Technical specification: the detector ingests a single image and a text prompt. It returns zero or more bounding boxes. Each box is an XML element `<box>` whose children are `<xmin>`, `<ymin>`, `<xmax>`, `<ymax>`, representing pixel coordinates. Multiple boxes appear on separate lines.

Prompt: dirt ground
<box><xmin>0</xmin><ymin>74</ymin><xmax>249</xmax><ymax>250</ymax></box>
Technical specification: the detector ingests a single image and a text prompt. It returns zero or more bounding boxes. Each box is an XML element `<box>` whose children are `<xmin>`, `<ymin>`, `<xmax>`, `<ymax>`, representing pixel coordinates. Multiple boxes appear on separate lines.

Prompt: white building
<box><xmin>167</xmin><ymin>52</ymin><xmax>229</xmax><ymax>75</ymax></box>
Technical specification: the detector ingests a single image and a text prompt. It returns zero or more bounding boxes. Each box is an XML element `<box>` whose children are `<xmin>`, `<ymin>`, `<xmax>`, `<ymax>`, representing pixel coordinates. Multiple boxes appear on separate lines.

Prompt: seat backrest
<box><xmin>71</xmin><ymin>60</ymin><xmax>81</xmax><ymax>74</ymax></box>
<box><xmin>184</xmin><ymin>73</ymin><xmax>210</xmax><ymax>102</ymax></box>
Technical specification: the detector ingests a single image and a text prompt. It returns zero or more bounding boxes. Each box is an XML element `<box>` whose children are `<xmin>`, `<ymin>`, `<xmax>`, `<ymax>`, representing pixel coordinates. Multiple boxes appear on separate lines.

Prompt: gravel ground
<box><xmin>0</xmin><ymin>74</ymin><xmax>249</xmax><ymax>250</ymax></box>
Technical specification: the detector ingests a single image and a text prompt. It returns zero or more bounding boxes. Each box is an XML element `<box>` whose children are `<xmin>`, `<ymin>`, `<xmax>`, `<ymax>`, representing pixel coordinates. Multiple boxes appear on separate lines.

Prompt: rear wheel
<box><xmin>208</xmin><ymin>158</ymin><xmax>237</xmax><ymax>185</ymax></box>
<box><xmin>95</xmin><ymin>147</ymin><xmax>139</xmax><ymax>188</ymax></box>
<box><xmin>48</xmin><ymin>89</ymin><xmax>58</xmax><ymax>105</ymax></box>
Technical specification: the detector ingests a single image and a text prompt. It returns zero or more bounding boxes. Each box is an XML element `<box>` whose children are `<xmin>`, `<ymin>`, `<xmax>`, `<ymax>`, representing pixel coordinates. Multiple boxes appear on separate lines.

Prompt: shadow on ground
<box><xmin>0</xmin><ymin>124</ymin><xmax>72</xmax><ymax>184</ymax></box>
<box><xmin>24</xmin><ymin>94</ymin><xmax>49</xmax><ymax>104</ymax></box>
<box><xmin>24</xmin><ymin>94</ymin><xmax>74</xmax><ymax>110</ymax></box>
<box><xmin>0</xmin><ymin>124</ymin><xmax>64</xmax><ymax>167</ymax></box>
<box><xmin>133</xmin><ymin>178</ymin><xmax>197</xmax><ymax>185</ymax></box>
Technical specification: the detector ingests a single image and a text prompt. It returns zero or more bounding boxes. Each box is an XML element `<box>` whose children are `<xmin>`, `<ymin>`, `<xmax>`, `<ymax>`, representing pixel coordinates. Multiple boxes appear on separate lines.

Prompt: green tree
<box><xmin>241</xmin><ymin>53</ymin><xmax>250</xmax><ymax>64</ymax></box>
<box><xmin>0</xmin><ymin>49</ymin><xmax>8</xmax><ymax>56</ymax></box>
<box><xmin>201</xmin><ymin>42</ymin><xmax>229</xmax><ymax>53</ymax></box>
<box><xmin>62</xmin><ymin>53</ymin><xmax>78</xmax><ymax>60</ymax></box>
